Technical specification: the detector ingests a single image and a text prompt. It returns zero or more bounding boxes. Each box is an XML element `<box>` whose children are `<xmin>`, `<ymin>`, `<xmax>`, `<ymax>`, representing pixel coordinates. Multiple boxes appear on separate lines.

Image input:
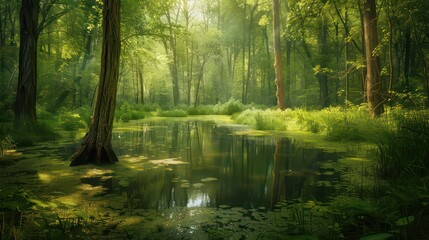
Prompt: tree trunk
<box><xmin>318</xmin><ymin>19</ymin><xmax>331</xmax><ymax>108</ymax></box>
<box><xmin>15</xmin><ymin>0</ymin><xmax>39</xmax><ymax>128</ymax></box>
<box><xmin>70</xmin><ymin>0</ymin><xmax>121</xmax><ymax>166</ymax></box>
<box><xmin>403</xmin><ymin>29</ymin><xmax>411</xmax><ymax>89</ymax></box>
<box><xmin>363</xmin><ymin>0</ymin><xmax>384</xmax><ymax>117</ymax></box>
<box><xmin>272</xmin><ymin>0</ymin><xmax>284</xmax><ymax>110</ymax></box>
<box><xmin>138</xmin><ymin>59</ymin><xmax>144</xmax><ymax>104</ymax></box>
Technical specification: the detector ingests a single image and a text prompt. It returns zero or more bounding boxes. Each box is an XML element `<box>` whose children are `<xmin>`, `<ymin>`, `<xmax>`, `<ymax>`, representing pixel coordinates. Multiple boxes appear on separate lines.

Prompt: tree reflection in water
<box><xmin>112</xmin><ymin>120</ymin><xmax>339</xmax><ymax>211</ymax></box>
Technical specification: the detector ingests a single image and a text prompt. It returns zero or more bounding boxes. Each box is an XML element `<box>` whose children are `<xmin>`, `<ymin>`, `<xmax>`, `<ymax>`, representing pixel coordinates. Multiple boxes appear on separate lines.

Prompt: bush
<box><xmin>60</xmin><ymin>113</ymin><xmax>87</xmax><ymax>131</ymax></box>
<box><xmin>215</xmin><ymin>98</ymin><xmax>244</xmax><ymax>115</ymax></box>
<box><xmin>115</xmin><ymin>102</ymin><xmax>147</xmax><ymax>122</ymax></box>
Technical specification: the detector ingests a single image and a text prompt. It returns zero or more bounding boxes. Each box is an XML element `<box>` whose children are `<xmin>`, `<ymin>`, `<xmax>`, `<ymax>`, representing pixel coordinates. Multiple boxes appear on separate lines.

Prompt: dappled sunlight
<box><xmin>83</xmin><ymin>168</ymin><xmax>114</xmax><ymax>177</ymax></box>
<box><xmin>37</xmin><ymin>172</ymin><xmax>54</xmax><ymax>183</ymax></box>
<box><xmin>150</xmin><ymin>157</ymin><xmax>189</xmax><ymax>166</ymax></box>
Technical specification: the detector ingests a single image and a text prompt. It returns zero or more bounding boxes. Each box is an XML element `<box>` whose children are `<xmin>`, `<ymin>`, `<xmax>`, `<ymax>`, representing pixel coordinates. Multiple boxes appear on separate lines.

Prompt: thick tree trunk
<box><xmin>70</xmin><ymin>0</ymin><xmax>120</xmax><ymax>166</ymax></box>
<box><xmin>15</xmin><ymin>0</ymin><xmax>39</xmax><ymax>128</ymax></box>
<box><xmin>363</xmin><ymin>0</ymin><xmax>384</xmax><ymax>117</ymax></box>
<box><xmin>272</xmin><ymin>0</ymin><xmax>284</xmax><ymax>110</ymax></box>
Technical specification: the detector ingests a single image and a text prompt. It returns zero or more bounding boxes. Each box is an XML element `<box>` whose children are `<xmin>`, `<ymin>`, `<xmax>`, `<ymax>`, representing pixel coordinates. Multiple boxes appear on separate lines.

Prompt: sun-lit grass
<box><xmin>233</xmin><ymin>105</ymin><xmax>422</xmax><ymax>143</ymax></box>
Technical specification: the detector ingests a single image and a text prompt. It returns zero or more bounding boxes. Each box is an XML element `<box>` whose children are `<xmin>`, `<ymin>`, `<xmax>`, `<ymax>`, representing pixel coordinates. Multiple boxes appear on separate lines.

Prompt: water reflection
<box><xmin>110</xmin><ymin>120</ymin><xmax>339</xmax><ymax>211</ymax></box>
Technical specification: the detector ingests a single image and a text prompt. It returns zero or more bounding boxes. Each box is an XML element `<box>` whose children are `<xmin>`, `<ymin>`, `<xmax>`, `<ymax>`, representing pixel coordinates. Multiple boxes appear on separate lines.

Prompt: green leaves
<box><xmin>395</xmin><ymin>215</ymin><xmax>415</xmax><ymax>226</ymax></box>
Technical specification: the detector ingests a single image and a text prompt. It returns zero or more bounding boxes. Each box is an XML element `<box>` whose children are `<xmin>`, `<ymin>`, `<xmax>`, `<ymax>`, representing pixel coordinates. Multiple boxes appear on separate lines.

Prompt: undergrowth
<box><xmin>234</xmin><ymin>105</ymin><xmax>422</xmax><ymax>143</ymax></box>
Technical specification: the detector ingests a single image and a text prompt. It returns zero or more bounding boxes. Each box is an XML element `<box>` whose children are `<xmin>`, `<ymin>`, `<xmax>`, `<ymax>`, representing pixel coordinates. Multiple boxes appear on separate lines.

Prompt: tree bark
<box><xmin>363</xmin><ymin>0</ymin><xmax>384</xmax><ymax>117</ymax></box>
<box><xmin>70</xmin><ymin>0</ymin><xmax>121</xmax><ymax>166</ymax></box>
<box><xmin>272</xmin><ymin>0</ymin><xmax>284</xmax><ymax>110</ymax></box>
<box><xmin>15</xmin><ymin>0</ymin><xmax>39</xmax><ymax>128</ymax></box>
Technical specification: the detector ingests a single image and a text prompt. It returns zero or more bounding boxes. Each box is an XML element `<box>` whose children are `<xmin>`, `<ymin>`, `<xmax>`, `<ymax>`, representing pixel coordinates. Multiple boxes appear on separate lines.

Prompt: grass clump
<box><xmin>235</xmin><ymin>109</ymin><xmax>291</xmax><ymax>130</ymax></box>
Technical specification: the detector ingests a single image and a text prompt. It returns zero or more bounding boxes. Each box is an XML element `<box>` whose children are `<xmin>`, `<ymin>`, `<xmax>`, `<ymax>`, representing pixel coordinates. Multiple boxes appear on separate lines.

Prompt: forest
<box><xmin>0</xmin><ymin>0</ymin><xmax>429</xmax><ymax>239</ymax></box>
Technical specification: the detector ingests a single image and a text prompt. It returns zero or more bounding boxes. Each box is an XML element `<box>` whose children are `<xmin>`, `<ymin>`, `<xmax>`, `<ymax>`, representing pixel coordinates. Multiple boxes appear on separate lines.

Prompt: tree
<box><xmin>272</xmin><ymin>0</ymin><xmax>284</xmax><ymax>110</ymax></box>
<box><xmin>70</xmin><ymin>0</ymin><xmax>121</xmax><ymax>166</ymax></box>
<box><xmin>363</xmin><ymin>0</ymin><xmax>384</xmax><ymax>117</ymax></box>
<box><xmin>14</xmin><ymin>0</ymin><xmax>39</xmax><ymax>127</ymax></box>
<box><xmin>15</xmin><ymin>0</ymin><xmax>72</xmax><ymax>126</ymax></box>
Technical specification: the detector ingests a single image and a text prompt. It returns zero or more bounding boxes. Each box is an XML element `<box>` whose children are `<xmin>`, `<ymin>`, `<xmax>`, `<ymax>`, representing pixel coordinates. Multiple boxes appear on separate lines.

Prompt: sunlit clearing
<box><xmin>150</xmin><ymin>158</ymin><xmax>189</xmax><ymax>166</ymax></box>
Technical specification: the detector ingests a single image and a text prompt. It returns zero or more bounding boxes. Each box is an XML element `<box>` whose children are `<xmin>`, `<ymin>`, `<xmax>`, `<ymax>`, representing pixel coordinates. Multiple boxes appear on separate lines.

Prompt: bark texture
<box><xmin>15</xmin><ymin>0</ymin><xmax>39</xmax><ymax>127</ymax></box>
<box><xmin>363</xmin><ymin>0</ymin><xmax>384</xmax><ymax>117</ymax></box>
<box><xmin>70</xmin><ymin>0</ymin><xmax>120</xmax><ymax>166</ymax></box>
<box><xmin>272</xmin><ymin>0</ymin><xmax>284</xmax><ymax>110</ymax></box>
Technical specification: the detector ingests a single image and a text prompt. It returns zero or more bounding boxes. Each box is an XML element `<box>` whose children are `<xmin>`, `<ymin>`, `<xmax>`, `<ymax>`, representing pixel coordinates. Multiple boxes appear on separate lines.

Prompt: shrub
<box><xmin>215</xmin><ymin>98</ymin><xmax>244</xmax><ymax>115</ymax></box>
<box><xmin>60</xmin><ymin>113</ymin><xmax>87</xmax><ymax>131</ymax></box>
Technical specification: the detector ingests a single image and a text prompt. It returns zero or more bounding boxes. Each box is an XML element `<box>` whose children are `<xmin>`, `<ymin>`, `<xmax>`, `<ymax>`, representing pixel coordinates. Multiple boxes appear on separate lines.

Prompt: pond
<box><xmin>0</xmin><ymin>116</ymin><xmax>370</xmax><ymax>239</ymax></box>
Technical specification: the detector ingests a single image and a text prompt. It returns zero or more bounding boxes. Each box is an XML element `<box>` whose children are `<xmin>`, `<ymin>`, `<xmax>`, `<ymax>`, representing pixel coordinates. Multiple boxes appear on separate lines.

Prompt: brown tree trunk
<box><xmin>15</xmin><ymin>0</ymin><xmax>39</xmax><ymax>128</ymax></box>
<box><xmin>363</xmin><ymin>0</ymin><xmax>384</xmax><ymax>117</ymax></box>
<box><xmin>272</xmin><ymin>0</ymin><xmax>284</xmax><ymax>110</ymax></box>
<box><xmin>70</xmin><ymin>0</ymin><xmax>121</xmax><ymax>166</ymax></box>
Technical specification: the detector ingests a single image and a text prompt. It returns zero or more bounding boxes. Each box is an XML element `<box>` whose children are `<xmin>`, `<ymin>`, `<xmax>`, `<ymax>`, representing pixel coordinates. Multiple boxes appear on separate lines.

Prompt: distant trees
<box><xmin>1</xmin><ymin>0</ymin><xmax>429</xmax><ymax>126</ymax></box>
<box><xmin>70</xmin><ymin>0</ymin><xmax>121</xmax><ymax>166</ymax></box>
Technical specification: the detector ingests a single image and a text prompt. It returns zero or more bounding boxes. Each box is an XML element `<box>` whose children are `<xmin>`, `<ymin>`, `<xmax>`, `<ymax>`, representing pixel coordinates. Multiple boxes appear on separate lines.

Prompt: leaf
<box><xmin>360</xmin><ymin>233</ymin><xmax>394</xmax><ymax>240</ymax></box>
<box><xmin>29</xmin><ymin>198</ymin><xmax>57</xmax><ymax>209</ymax></box>
<box><xmin>395</xmin><ymin>216</ymin><xmax>415</xmax><ymax>226</ymax></box>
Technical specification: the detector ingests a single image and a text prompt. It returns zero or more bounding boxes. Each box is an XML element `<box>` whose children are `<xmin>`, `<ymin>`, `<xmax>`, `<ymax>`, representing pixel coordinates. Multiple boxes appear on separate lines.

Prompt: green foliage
<box><xmin>376</xmin><ymin>113</ymin><xmax>429</xmax><ymax>179</ymax></box>
<box><xmin>60</xmin><ymin>113</ymin><xmax>87</xmax><ymax>131</ymax></box>
<box><xmin>186</xmin><ymin>105</ymin><xmax>213</xmax><ymax>115</ymax></box>
<box><xmin>115</xmin><ymin>102</ymin><xmax>148</xmax><ymax>122</ymax></box>
<box><xmin>388</xmin><ymin>89</ymin><xmax>427</xmax><ymax>109</ymax></box>
<box><xmin>324</xmin><ymin>106</ymin><xmax>390</xmax><ymax>142</ymax></box>
<box><xmin>214</xmin><ymin>98</ymin><xmax>245</xmax><ymax>115</ymax></box>
<box><xmin>157</xmin><ymin>109</ymin><xmax>188</xmax><ymax>117</ymax></box>
<box><xmin>12</xmin><ymin>123</ymin><xmax>60</xmax><ymax>147</ymax></box>
<box><xmin>234</xmin><ymin>105</ymin><xmax>399</xmax><ymax>143</ymax></box>
<box><xmin>235</xmin><ymin>109</ymin><xmax>290</xmax><ymax>131</ymax></box>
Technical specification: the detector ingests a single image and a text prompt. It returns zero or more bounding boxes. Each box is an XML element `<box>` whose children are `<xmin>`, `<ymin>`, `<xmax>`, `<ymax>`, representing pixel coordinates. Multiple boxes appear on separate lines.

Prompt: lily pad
<box><xmin>201</xmin><ymin>177</ymin><xmax>218</xmax><ymax>182</ymax></box>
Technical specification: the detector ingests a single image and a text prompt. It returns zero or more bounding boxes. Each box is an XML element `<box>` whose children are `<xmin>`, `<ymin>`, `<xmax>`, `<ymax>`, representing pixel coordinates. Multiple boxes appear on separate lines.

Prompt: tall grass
<box><xmin>234</xmin><ymin>105</ymin><xmax>395</xmax><ymax>143</ymax></box>
<box><xmin>376</xmin><ymin>114</ymin><xmax>429</xmax><ymax>179</ymax></box>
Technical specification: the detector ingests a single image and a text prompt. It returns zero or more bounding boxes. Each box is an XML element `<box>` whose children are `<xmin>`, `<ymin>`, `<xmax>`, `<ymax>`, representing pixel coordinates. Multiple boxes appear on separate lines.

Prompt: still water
<box><xmin>90</xmin><ymin>118</ymin><xmax>341</xmax><ymax>211</ymax></box>
<box><xmin>1</xmin><ymin>117</ymin><xmax>358</xmax><ymax>239</ymax></box>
